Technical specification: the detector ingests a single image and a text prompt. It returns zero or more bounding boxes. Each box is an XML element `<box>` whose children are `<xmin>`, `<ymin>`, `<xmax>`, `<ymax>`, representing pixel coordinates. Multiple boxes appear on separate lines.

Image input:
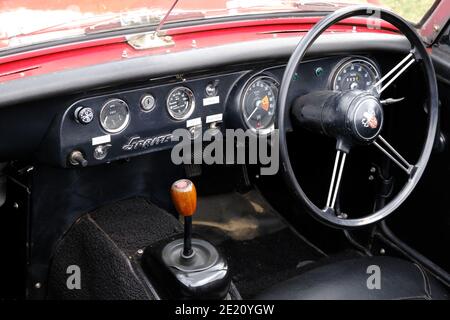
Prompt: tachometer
<box><xmin>167</xmin><ymin>87</ymin><xmax>196</xmax><ymax>120</ymax></box>
<box><xmin>331</xmin><ymin>58</ymin><xmax>381</xmax><ymax>92</ymax></box>
<box><xmin>241</xmin><ymin>76</ymin><xmax>278</xmax><ymax>134</ymax></box>
<box><xmin>99</xmin><ymin>99</ymin><xmax>130</xmax><ymax>134</ymax></box>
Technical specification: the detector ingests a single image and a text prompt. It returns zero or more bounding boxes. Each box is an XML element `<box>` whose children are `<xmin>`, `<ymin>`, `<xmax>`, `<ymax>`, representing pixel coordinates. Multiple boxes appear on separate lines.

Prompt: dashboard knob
<box><xmin>74</xmin><ymin>106</ymin><xmax>94</xmax><ymax>124</ymax></box>
<box><xmin>68</xmin><ymin>150</ymin><xmax>88</xmax><ymax>167</ymax></box>
<box><xmin>205</xmin><ymin>81</ymin><xmax>219</xmax><ymax>97</ymax></box>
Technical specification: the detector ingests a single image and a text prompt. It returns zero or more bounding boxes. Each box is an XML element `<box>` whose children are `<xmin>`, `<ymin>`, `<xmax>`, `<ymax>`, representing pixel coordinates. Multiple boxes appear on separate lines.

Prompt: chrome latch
<box><xmin>126</xmin><ymin>31</ymin><xmax>175</xmax><ymax>50</ymax></box>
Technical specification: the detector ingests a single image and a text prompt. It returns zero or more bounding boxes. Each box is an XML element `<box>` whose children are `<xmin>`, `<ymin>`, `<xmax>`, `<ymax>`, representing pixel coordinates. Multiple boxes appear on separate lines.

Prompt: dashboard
<box><xmin>51</xmin><ymin>55</ymin><xmax>382</xmax><ymax>168</ymax></box>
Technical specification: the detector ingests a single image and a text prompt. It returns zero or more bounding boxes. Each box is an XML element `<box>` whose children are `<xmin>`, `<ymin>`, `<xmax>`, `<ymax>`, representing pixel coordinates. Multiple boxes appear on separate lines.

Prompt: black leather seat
<box><xmin>256</xmin><ymin>256</ymin><xmax>449</xmax><ymax>300</ymax></box>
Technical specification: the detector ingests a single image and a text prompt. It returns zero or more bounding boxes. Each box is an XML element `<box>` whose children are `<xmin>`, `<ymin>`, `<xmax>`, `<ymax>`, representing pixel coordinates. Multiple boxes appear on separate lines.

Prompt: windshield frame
<box><xmin>0</xmin><ymin>10</ymin><xmax>334</xmax><ymax>57</ymax></box>
<box><xmin>0</xmin><ymin>1</ymin><xmax>441</xmax><ymax>56</ymax></box>
<box><xmin>0</xmin><ymin>0</ymin><xmax>443</xmax><ymax>58</ymax></box>
<box><xmin>417</xmin><ymin>0</ymin><xmax>449</xmax><ymax>45</ymax></box>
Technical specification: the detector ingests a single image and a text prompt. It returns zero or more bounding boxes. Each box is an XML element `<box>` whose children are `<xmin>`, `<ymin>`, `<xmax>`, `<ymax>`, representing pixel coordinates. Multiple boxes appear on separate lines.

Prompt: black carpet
<box><xmin>48</xmin><ymin>198</ymin><xmax>182</xmax><ymax>299</ymax></box>
<box><xmin>49</xmin><ymin>193</ymin><xmax>329</xmax><ymax>299</ymax></box>
<box><xmin>90</xmin><ymin>197</ymin><xmax>182</xmax><ymax>255</ymax></box>
<box><xmin>192</xmin><ymin>190</ymin><xmax>326</xmax><ymax>298</ymax></box>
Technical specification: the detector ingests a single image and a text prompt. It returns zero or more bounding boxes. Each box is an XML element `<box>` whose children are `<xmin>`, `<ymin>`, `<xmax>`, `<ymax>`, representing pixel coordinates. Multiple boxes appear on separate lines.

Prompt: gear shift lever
<box><xmin>170</xmin><ymin>179</ymin><xmax>196</xmax><ymax>258</ymax></box>
<box><xmin>142</xmin><ymin>179</ymin><xmax>231</xmax><ymax>299</ymax></box>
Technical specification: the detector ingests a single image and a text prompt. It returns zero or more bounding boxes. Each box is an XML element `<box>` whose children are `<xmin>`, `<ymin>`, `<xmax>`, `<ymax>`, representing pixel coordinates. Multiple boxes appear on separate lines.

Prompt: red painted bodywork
<box><xmin>0</xmin><ymin>0</ymin><xmax>446</xmax><ymax>84</ymax></box>
<box><xmin>420</xmin><ymin>0</ymin><xmax>450</xmax><ymax>44</ymax></box>
<box><xmin>0</xmin><ymin>16</ymin><xmax>399</xmax><ymax>83</ymax></box>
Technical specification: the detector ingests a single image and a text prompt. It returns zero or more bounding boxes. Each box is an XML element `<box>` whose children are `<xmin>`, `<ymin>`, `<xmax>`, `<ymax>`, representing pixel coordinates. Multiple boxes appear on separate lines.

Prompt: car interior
<box><xmin>0</xmin><ymin>4</ymin><xmax>449</xmax><ymax>300</ymax></box>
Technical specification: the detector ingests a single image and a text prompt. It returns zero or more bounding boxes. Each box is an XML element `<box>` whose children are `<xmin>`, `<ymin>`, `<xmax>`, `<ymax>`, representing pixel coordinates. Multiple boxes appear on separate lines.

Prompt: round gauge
<box><xmin>99</xmin><ymin>99</ymin><xmax>130</xmax><ymax>133</ymax></box>
<box><xmin>332</xmin><ymin>58</ymin><xmax>381</xmax><ymax>92</ymax></box>
<box><xmin>241</xmin><ymin>76</ymin><xmax>279</xmax><ymax>134</ymax></box>
<box><xmin>166</xmin><ymin>87</ymin><xmax>196</xmax><ymax>120</ymax></box>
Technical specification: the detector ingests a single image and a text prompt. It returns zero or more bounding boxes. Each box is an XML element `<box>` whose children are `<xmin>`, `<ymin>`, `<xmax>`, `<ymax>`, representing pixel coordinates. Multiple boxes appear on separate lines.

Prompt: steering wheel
<box><xmin>277</xmin><ymin>6</ymin><xmax>439</xmax><ymax>229</ymax></box>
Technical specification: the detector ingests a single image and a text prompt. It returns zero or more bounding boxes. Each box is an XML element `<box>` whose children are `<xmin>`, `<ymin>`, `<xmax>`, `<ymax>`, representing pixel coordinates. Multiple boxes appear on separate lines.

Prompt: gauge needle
<box><xmin>246</xmin><ymin>107</ymin><xmax>259</xmax><ymax>121</ymax></box>
<box><xmin>247</xmin><ymin>100</ymin><xmax>261</xmax><ymax>121</ymax></box>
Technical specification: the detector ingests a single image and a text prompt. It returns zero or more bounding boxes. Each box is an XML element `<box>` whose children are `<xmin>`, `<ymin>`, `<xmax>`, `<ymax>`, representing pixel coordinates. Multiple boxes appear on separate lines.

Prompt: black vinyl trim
<box><xmin>378</xmin><ymin>221</ymin><xmax>450</xmax><ymax>287</ymax></box>
<box><xmin>432</xmin><ymin>47</ymin><xmax>450</xmax><ymax>86</ymax></box>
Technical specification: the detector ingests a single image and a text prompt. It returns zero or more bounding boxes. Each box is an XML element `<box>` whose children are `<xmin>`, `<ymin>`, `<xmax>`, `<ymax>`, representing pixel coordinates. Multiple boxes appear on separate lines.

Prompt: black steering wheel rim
<box><xmin>277</xmin><ymin>5</ymin><xmax>439</xmax><ymax>229</ymax></box>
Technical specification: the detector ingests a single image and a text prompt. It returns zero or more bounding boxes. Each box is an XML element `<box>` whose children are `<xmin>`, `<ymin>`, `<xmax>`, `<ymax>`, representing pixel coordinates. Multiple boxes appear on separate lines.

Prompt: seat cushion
<box><xmin>256</xmin><ymin>256</ymin><xmax>449</xmax><ymax>300</ymax></box>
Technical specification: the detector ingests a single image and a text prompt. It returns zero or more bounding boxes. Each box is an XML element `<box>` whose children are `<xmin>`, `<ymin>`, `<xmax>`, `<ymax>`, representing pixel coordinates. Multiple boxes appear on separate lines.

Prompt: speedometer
<box><xmin>331</xmin><ymin>58</ymin><xmax>381</xmax><ymax>92</ymax></box>
<box><xmin>166</xmin><ymin>87</ymin><xmax>196</xmax><ymax>120</ymax></box>
<box><xmin>241</xmin><ymin>76</ymin><xmax>279</xmax><ymax>134</ymax></box>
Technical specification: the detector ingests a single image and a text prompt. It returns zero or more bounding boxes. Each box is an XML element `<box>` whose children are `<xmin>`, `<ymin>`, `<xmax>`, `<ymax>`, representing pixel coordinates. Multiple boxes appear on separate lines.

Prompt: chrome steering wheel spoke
<box><xmin>326</xmin><ymin>150</ymin><xmax>348</xmax><ymax>211</ymax></box>
<box><xmin>373</xmin><ymin>51</ymin><xmax>417</xmax><ymax>95</ymax></box>
<box><xmin>373</xmin><ymin>135</ymin><xmax>413</xmax><ymax>175</ymax></box>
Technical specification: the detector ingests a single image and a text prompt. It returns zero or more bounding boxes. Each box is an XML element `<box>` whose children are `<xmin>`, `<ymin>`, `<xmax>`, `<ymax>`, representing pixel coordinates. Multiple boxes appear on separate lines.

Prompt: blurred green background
<box><xmin>352</xmin><ymin>0</ymin><xmax>436</xmax><ymax>23</ymax></box>
<box><xmin>379</xmin><ymin>0</ymin><xmax>435</xmax><ymax>23</ymax></box>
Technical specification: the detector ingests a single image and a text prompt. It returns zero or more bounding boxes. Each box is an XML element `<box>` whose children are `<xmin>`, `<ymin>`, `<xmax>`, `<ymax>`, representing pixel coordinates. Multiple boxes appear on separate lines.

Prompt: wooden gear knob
<box><xmin>170</xmin><ymin>179</ymin><xmax>197</xmax><ymax>217</ymax></box>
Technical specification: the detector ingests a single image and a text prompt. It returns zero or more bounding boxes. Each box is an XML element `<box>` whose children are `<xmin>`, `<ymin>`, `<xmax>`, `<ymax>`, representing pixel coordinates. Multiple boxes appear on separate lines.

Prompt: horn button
<box><xmin>347</xmin><ymin>93</ymin><xmax>383</xmax><ymax>142</ymax></box>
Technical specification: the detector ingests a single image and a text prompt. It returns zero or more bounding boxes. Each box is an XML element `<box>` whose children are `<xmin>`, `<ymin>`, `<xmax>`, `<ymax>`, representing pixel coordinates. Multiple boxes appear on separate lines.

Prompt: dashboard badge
<box><xmin>122</xmin><ymin>134</ymin><xmax>173</xmax><ymax>151</ymax></box>
<box><xmin>363</xmin><ymin>111</ymin><xmax>378</xmax><ymax>129</ymax></box>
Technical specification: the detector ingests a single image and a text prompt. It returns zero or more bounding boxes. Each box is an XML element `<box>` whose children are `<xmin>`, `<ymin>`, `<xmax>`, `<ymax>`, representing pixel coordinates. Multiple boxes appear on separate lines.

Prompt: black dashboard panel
<box><xmin>41</xmin><ymin>55</ymin><xmax>384</xmax><ymax>168</ymax></box>
<box><xmin>55</xmin><ymin>71</ymin><xmax>246</xmax><ymax>168</ymax></box>
<box><xmin>0</xmin><ymin>54</ymin><xmax>386</xmax><ymax>167</ymax></box>
<box><xmin>0</xmin><ymin>33</ymin><xmax>409</xmax><ymax>166</ymax></box>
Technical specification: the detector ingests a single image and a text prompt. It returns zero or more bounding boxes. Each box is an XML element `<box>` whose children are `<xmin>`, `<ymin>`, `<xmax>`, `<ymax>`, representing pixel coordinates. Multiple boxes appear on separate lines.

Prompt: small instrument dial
<box><xmin>166</xmin><ymin>87</ymin><xmax>196</xmax><ymax>120</ymax></box>
<box><xmin>99</xmin><ymin>99</ymin><xmax>130</xmax><ymax>133</ymax></box>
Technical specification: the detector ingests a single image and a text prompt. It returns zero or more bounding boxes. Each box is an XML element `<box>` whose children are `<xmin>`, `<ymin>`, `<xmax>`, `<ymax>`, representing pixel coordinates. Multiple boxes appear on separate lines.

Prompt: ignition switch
<box><xmin>94</xmin><ymin>144</ymin><xmax>112</xmax><ymax>160</ymax></box>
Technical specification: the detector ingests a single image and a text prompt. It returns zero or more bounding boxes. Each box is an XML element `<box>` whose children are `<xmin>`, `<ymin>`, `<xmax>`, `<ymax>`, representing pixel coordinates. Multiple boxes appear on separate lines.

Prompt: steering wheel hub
<box><xmin>292</xmin><ymin>90</ymin><xmax>384</xmax><ymax>150</ymax></box>
<box><xmin>347</xmin><ymin>92</ymin><xmax>383</xmax><ymax>142</ymax></box>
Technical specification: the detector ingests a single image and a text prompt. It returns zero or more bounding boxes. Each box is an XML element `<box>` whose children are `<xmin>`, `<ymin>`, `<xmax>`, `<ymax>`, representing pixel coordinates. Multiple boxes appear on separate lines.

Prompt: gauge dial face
<box><xmin>99</xmin><ymin>99</ymin><xmax>130</xmax><ymax>133</ymax></box>
<box><xmin>166</xmin><ymin>87</ymin><xmax>196</xmax><ymax>120</ymax></box>
<box><xmin>241</xmin><ymin>76</ymin><xmax>278</xmax><ymax>134</ymax></box>
<box><xmin>332</xmin><ymin>59</ymin><xmax>381</xmax><ymax>92</ymax></box>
